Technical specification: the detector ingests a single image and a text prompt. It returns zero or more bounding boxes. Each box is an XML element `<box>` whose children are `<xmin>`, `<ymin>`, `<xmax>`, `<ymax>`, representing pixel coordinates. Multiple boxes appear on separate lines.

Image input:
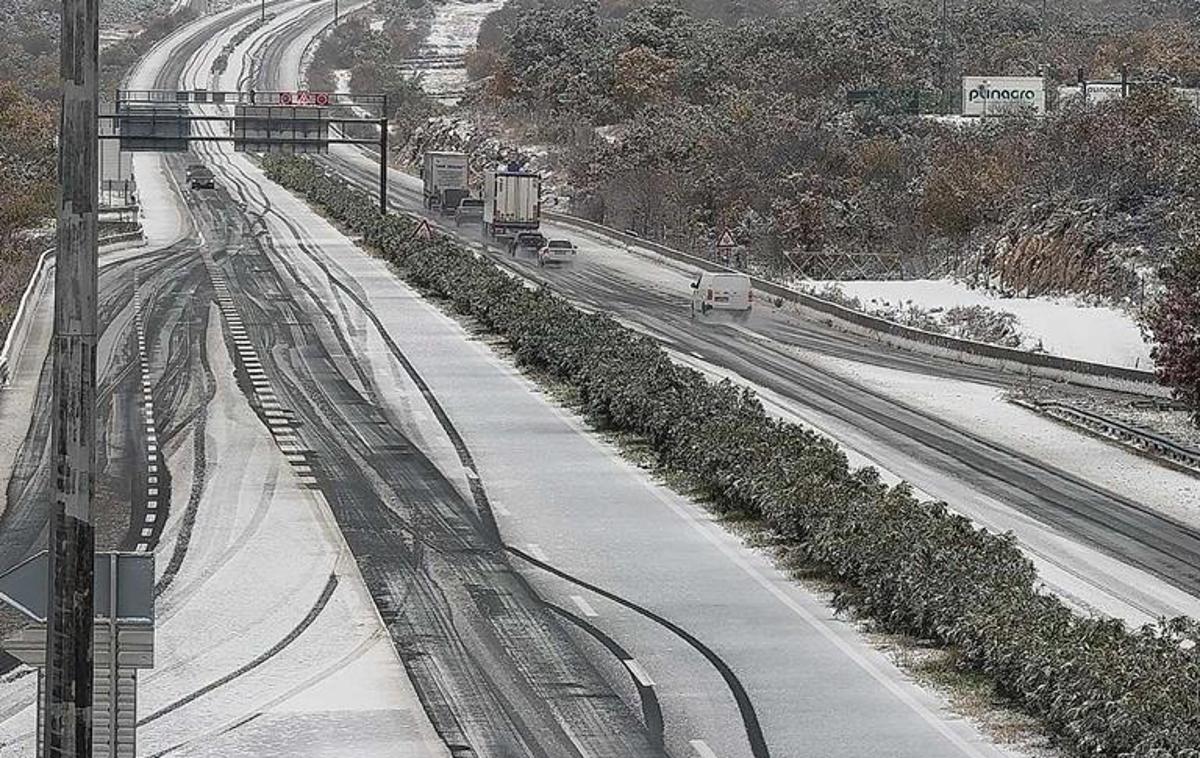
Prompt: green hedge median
<box><xmin>262</xmin><ymin>154</ymin><xmax>1200</xmax><ymax>758</ymax></box>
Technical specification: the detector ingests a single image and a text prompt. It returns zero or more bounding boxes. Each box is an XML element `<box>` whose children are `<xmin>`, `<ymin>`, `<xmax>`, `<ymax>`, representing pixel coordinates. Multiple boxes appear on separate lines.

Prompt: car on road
<box><xmin>188</xmin><ymin>165</ymin><xmax>216</xmax><ymax>190</ymax></box>
<box><xmin>537</xmin><ymin>238</ymin><xmax>578</xmax><ymax>267</ymax></box>
<box><xmin>691</xmin><ymin>271</ymin><xmax>753</xmax><ymax>319</ymax></box>
<box><xmin>454</xmin><ymin>198</ymin><xmax>484</xmax><ymax>227</ymax></box>
<box><xmin>508</xmin><ymin>231</ymin><xmax>547</xmax><ymax>257</ymax></box>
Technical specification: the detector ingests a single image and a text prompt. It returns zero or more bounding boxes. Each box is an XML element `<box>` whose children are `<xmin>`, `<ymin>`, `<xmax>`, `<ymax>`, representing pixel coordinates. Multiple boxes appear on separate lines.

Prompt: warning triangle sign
<box><xmin>415</xmin><ymin>219</ymin><xmax>434</xmax><ymax>240</ymax></box>
<box><xmin>717</xmin><ymin>229</ymin><xmax>737</xmax><ymax>248</ymax></box>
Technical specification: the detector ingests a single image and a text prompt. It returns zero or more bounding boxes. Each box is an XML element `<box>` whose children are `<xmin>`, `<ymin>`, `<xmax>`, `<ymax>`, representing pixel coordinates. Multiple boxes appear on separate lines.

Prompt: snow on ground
<box><xmin>671</xmin><ymin>345</ymin><xmax>1200</xmax><ymax>627</ymax></box>
<box><xmin>415</xmin><ymin>0</ymin><xmax>506</xmax><ymax>103</ymax></box>
<box><xmin>812</xmin><ymin>278</ymin><xmax>1153</xmax><ymax>369</ymax></box>
<box><xmin>224</xmin><ymin>165</ymin><xmax>1022</xmax><ymax>758</ymax></box>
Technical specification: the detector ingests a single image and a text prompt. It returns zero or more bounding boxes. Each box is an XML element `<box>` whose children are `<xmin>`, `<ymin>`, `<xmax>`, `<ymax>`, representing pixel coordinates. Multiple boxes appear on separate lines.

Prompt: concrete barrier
<box><xmin>0</xmin><ymin>231</ymin><xmax>146</xmax><ymax>387</ymax></box>
<box><xmin>546</xmin><ymin>211</ymin><xmax>1167</xmax><ymax>398</ymax></box>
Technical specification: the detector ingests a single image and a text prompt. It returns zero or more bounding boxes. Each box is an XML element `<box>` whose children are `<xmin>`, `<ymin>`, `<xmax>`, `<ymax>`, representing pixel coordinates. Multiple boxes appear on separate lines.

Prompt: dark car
<box><xmin>508</xmin><ymin>231</ymin><xmax>547</xmax><ymax>257</ymax></box>
<box><xmin>188</xmin><ymin>166</ymin><xmax>216</xmax><ymax>190</ymax></box>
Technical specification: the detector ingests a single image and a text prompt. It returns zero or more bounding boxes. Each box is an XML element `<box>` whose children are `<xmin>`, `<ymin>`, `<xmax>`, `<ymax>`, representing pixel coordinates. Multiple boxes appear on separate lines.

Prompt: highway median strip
<box><xmin>263</xmin><ymin>155</ymin><xmax>1200</xmax><ymax>758</ymax></box>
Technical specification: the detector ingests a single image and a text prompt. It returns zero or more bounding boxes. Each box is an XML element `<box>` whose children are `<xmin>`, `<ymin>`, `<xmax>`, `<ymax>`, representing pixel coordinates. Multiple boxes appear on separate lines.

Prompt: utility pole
<box><xmin>1041</xmin><ymin>0</ymin><xmax>1049</xmax><ymax>69</ymax></box>
<box><xmin>45</xmin><ymin>0</ymin><xmax>99</xmax><ymax>749</ymax></box>
<box><xmin>938</xmin><ymin>0</ymin><xmax>949</xmax><ymax>114</ymax></box>
<box><xmin>334</xmin><ymin>0</ymin><xmax>339</xmax><ymax>25</ymax></box>
<box><xmin>379</xmin><ymin>117</ymin><xmax>388</xmax><ymax>214</ymax></box>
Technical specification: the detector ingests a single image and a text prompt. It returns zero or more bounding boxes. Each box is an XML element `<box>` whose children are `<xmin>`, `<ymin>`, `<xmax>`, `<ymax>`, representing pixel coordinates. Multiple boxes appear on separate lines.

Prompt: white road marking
<box><xmin>140</xmin><ymin>530</ymin><xmax>152</xmax><ymax>538</ymax></box>
<box><xmin>147</xmin><ymin>501</ymin><xmax>157</xmax><ymax>510</ymax></box>
<box><xmin>570</xmin><ymin>595</ymin><xmax>599</xmax><ymax>618</ymax></box>
<box><xmin>690</xmin><ymin>739</ymin><xmax>718</xmax><ymax>758</ymax></box>
<box><xmin>649</xmin><ymin>488</ymin><xmax>995</xmax><ymax>758</ymax></box>
<box><xmin>622</xmin><ymin>658</ymin><xmax>655</xmax><ymax>688</ymax></box>
<box><xmin>136</xmin><ymin>543</ymin><xmax>148</xmax><ymax>552</ymax></box>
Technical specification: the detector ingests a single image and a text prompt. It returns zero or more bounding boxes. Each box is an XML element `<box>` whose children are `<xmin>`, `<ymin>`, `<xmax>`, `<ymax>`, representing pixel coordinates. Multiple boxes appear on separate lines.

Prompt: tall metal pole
<box><xmin>1041</xmin><ymin>0</ymin><xmax>1049</xmax><ymax>69</ymax></box>
<box><xmin>44</xmin><ymin>0</ymin><xmax>99</xmax><ymax>748</ymax></box>
<box><xmin>334</xmin><ymin>0</ymin><xmax>339</xmax><ymax>25</ymax></box>
<box><xmin>938</xmin><ymin>0</ymin><xmax>949</xmax><ymax>114</ymax></box>
<box><xmin>379</xmin><ymin>118</ymin><xmax>388</xmax><ymax>214</ymax></box>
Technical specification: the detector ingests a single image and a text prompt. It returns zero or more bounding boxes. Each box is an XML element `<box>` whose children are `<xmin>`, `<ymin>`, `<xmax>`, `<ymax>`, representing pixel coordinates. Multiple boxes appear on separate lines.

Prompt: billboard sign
<box><xmin>962</xmin><ymin>76</ymin><xmax>1045</xmax><ymax>117</ymax></box>
<box><xmin>1059</xmin><ymin>82</ymin><xmax>1200</xmax><ymax>112</ymax></box>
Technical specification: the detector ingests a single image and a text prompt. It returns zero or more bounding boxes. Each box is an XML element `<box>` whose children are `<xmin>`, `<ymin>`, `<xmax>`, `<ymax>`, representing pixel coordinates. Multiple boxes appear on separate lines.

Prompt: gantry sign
<box><xmin>103</xmin><ymin>89</ymin><xmax>392</xmax><ymax>210</ymax></box>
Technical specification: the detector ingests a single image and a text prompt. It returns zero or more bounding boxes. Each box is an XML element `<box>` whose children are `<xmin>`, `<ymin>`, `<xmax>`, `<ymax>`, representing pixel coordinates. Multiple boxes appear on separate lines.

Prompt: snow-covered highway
<box><xmin>1</xmin><ymin>1</ymin><xmax>1199</xmax><ymax>757</ymax></box>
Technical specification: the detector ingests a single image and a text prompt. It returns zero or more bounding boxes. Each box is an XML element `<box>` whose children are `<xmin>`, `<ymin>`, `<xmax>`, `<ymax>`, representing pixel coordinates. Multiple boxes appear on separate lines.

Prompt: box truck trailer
<box><xmin>422</xmin><ymin>151</ymin><xmax>471</xmax><ymax>211</ymax></box>
<box><xmin>483</xmin><ymin>171</ymin><xmax>541</xmax><ymax>238</ymax></box>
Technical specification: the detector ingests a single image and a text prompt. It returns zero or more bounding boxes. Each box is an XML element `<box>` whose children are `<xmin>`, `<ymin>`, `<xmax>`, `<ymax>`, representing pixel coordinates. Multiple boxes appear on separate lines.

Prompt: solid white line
<box><xmin>622</xmin><ymin>658</ymin><xmax>655</xmax><ymax>688</ymax></box>
<box><xmin>690</xmin><ymin>739</ymin><xmax>718</xmax><ymax>758</ymax></box>
<box><xmin>570</xmin><ymin>595</ymin><xmax>599</xmax><ymax>618</ymax></box>
<box><xmin>650</xmin><ymin>490</ymin><xmax>994</xmax><ymax>758</ymax></box>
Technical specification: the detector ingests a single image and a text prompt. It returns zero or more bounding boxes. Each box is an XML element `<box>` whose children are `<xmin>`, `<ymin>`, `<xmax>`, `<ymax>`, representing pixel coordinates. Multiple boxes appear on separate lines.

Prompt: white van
<box><xmin>691</xmin><ymin>272</ymin><xmax>753</xmax><ymax>318</ymax></box>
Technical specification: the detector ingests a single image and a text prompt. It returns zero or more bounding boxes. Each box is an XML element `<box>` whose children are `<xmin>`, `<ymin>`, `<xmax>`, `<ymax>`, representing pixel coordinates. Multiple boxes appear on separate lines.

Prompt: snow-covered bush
<box><xmin>267</xmin><ymin>155</ymin><xmax>1200</xmax><ymax>756</ymax></box>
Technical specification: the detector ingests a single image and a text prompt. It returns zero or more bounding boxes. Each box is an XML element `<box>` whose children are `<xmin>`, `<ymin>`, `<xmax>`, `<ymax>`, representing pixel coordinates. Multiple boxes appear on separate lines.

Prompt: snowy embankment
<box><xmin>814</xmin><ymin>278</ymin><xmax>1153</xmax><ymax>369</ymax></box>
<box><xmin>416</xmin><ymin>0</ymin><xmax>505</xmax><ymax>103</ymax></box>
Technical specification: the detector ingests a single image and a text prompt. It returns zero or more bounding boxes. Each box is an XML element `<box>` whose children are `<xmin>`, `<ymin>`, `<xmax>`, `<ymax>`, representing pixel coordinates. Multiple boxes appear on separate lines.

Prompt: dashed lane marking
<box><xmin>202</xmin><ymin>258</ymin><xmax>316</xmax><ymax>488</ymax></box>
<box><xmin>570</xmin><ymin>595</ymin><xmax>599</xmax><ymax>618</ymax></box>
<box><xmin>690</xmin><ymin>740</ymin><xmax>718</xmax><ymax>758</ymax></box>
<box><xmin>622</xmin><ymin>658</ymin><xmax>656</xmax><ymax>688</ymax></box>
<box><xmin>132</xmin><ymin>276</ymin><xmax>160</xmax><ymax>554</ymax></box>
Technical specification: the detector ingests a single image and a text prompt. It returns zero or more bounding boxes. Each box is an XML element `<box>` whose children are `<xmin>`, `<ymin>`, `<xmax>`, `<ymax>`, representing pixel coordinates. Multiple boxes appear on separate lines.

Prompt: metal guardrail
<box><xmin>1030</xmin><ymin>400</ymin><xmax>1200</xmax><ymax>472</ymax></box>
<box><xmin>544</xmin><ymin>211</ymin><xmax>1168</xmax><ymax>398</ymax></box>
<box><xmin>0</xmin><ymin>231</ymin><xmax>146</xmax><ymax>387</ymax></box>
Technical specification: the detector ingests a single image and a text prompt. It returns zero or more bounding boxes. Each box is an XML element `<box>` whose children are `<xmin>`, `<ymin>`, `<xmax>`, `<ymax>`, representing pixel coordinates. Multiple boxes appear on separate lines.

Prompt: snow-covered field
<box><xmin>813</xmin><ymin>278</ymin><xmax>1153</xmax><ymax>369</ymax></box>
<box><xmin>415</xmin><ymin>0</ymin><xmax>505</xmax><ymax>103</ymax></box>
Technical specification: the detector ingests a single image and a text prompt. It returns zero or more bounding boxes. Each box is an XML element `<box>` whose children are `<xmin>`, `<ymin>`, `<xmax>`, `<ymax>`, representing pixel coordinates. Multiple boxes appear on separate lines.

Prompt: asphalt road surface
<box><xmin>0</xmin><ymin>2</ymin><xmax>1195</xmax><ymax>758</ymax></box>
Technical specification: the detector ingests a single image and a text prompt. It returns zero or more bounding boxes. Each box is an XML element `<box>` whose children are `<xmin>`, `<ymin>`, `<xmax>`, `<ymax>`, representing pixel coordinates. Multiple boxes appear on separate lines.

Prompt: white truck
<box><xmin>422</xmin><ymin>151</ymin><xmax>471</xmax><ymax>212</ymax></box>
<box><xmin>483</xmin><ymin>170</ymin><xmax>541</xmax><ymax>238</ymax></box>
